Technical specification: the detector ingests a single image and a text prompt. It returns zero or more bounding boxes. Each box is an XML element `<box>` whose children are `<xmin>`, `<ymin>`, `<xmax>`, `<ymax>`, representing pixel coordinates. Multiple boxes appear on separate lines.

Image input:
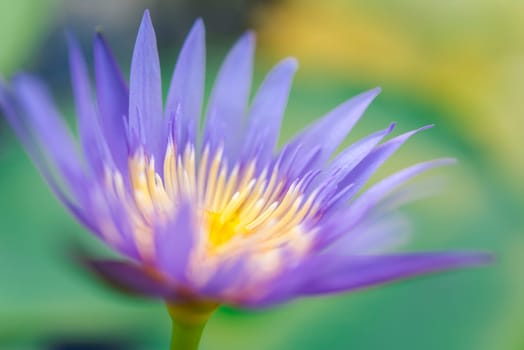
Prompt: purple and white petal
<box><xmin>242</xmin><ymin>58</ymin><xmax>298</xmax><ymax>168</ymax></box>
<box><xmin>10</xmin><ymin>75</ymin><xmax>87</xmax><ymax>199</ymax></box>
<box><xmin>204</xmin><ymin>32</ymin><xmax>255</xmax><ymax>163</ymax></box>
<box><xmin>94</xmin><ymin>33</ymin><xmax>129</xmax><ymax>175</ymax></box>
<box><xmin>165</xmin><ymin>19</ymin><xmax>205</xmax><ymax>152</ymax></box>
<box><xmin>68</xmin><ymin>33</ymin><xmax>111</xmax><ymax>176</ymax></box>
<box><xmin>129</xmin><ymin>10</ymin><xmax>163</xmax><ymax>155</ymax></box>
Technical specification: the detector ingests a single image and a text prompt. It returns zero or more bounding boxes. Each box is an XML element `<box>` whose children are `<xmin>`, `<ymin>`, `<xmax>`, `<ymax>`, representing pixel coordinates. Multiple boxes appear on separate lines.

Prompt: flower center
<box><xmin>100</xmin><ymin>141</ymin><xmax>320</xmax><ymax>281</ymax></box>
<box><xmin>207</xmin><ymin>210</ymin><xmax>243</xmax><ymax>247</ymax></box>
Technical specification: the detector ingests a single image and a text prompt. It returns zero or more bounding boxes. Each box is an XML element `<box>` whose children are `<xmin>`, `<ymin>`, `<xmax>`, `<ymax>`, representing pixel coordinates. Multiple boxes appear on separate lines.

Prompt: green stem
<box><xmin>167</xmin><ymin>301</ymin><xmax>217</xmax><ymax>350</ymax></box>
<box><xmin>170</xmin><ymin>317</ymin><xmax>206</xmax><ymax>350</ymax></box>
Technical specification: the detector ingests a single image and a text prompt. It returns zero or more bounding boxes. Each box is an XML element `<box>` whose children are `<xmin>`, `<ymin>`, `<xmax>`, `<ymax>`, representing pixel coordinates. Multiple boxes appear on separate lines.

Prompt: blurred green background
<box><xmin>0</xmin><ymin>0</ymin><xmax>522</xmax><ymax>349</ymax></box>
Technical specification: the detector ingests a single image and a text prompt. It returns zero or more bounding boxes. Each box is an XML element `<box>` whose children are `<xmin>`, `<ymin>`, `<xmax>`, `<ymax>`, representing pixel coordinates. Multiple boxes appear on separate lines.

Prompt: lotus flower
<box><xmin>0</xmin><ymin>9</ymin><xmax>490</xmax><ymax>350</ymax></box>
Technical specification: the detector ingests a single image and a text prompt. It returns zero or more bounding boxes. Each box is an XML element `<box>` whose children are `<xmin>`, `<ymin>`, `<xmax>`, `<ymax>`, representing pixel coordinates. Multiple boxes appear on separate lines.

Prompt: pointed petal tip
<box><xmin>240</xmin><ymin>30</ymin><xmax>256</xmax><ymax>44</ymax></box>
<box><xmin>437</xmin><ymin>157</ymin><xmax>458</xmax><ymax>166</ymax></box>
<box><xmin>139</xmin><ymin>9</ymin><xmax>154</xmax><ymax>32</ymax></box>
<box><xmin>415</xmin><ymin>157</ymin><xmax>458</xmax><ymax>169</ymax></box>
<box><xmin>176</xmin><ymin>18</ymin><xmax>205</xmax><ymax>55</ymax></box>
<box><xmin>94</xmin><ymin>30</ymin><xmax>104</xmax><ymax>43</ymax></box>
<box><xmin>194</xmin><ymin>17</ymin><xmax>205</xmax><ymax>27</ymax></box>
<box><xmin>94</xmin><ymin>29</ymin><xmax>109</xmax><ymax>46</ymax></box>
<box><xmin>479</xmin><ymin>252</ymin><xmax>495</xmax><ymax>264</ymax></box>
<box><xmin>346</xmin><ymin>86</ymin><xmax>381</xmax><ymax>109</ymax></box>
<box><xmin>288</xmin><ymin>56</ymin><xmax>299</xmax><ymax>68</ymax></box>
<box><xmin>454</xmin><ymin>251</ymin><xmax>494</xmax><ymax>267</ymax></box>
<box><xmin>361</xmin><ymin>86</ymin><xmax>381</xmax><ymax>101</ymax></box>
<box><xmin>387</xmin><ymin>122</ymin><xmax>396</xmax><ymax>132</ymax></box>
<box><xmin>352</xmin><ymin>87</ymin><xmax>381</xmax><ymax>102</ymax></box>
<box><xmin>397</xmin><ymin>124</ymin><xmax>435</xmax><ymax>140</ymax></box>
<box><xmin>427</xmin><ymin>251</ymin><xmax>495</xmax><ymax>267</ymax></box>
<box><xmin>228</xmin><ymin>30</ymin><xmax>255</xmax><ymax>56</ymax></box>
<box><xmin>279</xmin><ymin>57</ymin><xmax>299</xmax><ymax>72</ymax></box>
<box><xmin>189</xmin><ymin>17</ymin><xmax>206</xmax><ymax>38</ymax></box>
<box><xmin>93</xmin><ymin>31</ymin><xmax>115</xmax><ymax>58</ymax></box>
<box><xmin>227</xmin><ymin>30</ymin><xmax>256</xmax><ymax>60</ymax></box>
<box><xmin>370</xmin><ymin>86</ymin><xmax>382</xmax><ymax>96</ymax></box>
<box><xmin>66</xmin><ymin>32</ymin><xmax>83</xmax><ymax>63</ymax></box>
<box><xmin>142</xmin><ymin>9</ymin><xmax>152</xmax><ymax>21</ymax></box>
<box><xmin>419</xmin><ymin>124</ymin><xmax>435</xmax><ymax>132</ymax></box>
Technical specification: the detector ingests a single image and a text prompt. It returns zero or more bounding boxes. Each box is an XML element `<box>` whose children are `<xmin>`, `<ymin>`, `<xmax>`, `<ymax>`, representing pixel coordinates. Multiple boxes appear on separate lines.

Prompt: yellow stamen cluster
<box><xmin>101</xmin><ymin>141</ymin><xmax>320</xmax><ymax>283</ymax></box>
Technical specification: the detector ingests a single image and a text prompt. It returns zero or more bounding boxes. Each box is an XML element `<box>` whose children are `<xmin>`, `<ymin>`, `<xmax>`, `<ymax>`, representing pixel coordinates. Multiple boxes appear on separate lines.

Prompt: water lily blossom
<box><xmin>0</xmin><ymin>9</ymin><xmax>490</xmax><ymax>349</ymax></box>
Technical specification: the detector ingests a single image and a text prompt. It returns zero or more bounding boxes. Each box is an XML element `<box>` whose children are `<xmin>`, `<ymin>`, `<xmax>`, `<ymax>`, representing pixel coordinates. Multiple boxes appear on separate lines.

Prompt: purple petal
<box><xmin>349</xmin><ymin>158</ymin><xmax>456</xmax><ymax>221</ymax></box>
<box><xmin>251</xmin><ymin>251</ymin><xmax>491</xmax><ymax>306</ymax></box>
<box><xmin>84</xmin><ymin>258</ymin><xmax>176</xmax><ymax>299</ymax></box>
<box><xmin>94</xmin><ymin>32</ymin><xmax>129</xmax><ymax>174</ymax></box>
<box><xmin>297</xmin><ymin>252</ymin><xmax>493</xmax><ymax>295</ymax></box>
<box><xmin>154</xmin><ymin>202</ymin><xmax>195</xmax><ymax>283</ymax></box>
<box><xmin>0</xmin><ymin>80</ymin><xmax>109</xmax><ymax>236</ymax></box>
<box><xmin>335</xmin><ymin>125</ymin><xmax>434</xmax><ymax>204</ymax></box>
<box><xmin>129</xmin><ymin>10</ymin><xmax>163</xmax><ymax>155</ymax></box>
<box><xmin>329</xmin><ymin>123</ymin><xmax>396</xmax><ymax>177</ymax></box>
<box><xmin>67</xmin><ymin>33</ymin><xmax>109</xmax><ymax>176</ymax></box>
<box><xmin>241</xmin><ymin>57</ymin><xmax>298</xmax><ymax>167</ymax></box>
<box><xmin>313</xmin><ymin>128</ymin><xmax>435</xmax><ymax>248</ymax></box>
<box><xmin>282</xmin><ymin>87</ymin><xmax>380</xmax><ymax>173</ymax></box>
<box><xmin>0</xmin><ymin>80</ymin><xmax>49</xmax><ymax>172</ymax></box>
<box><xmin>329</xmin><ymin>215</ymin><xmax>411</xmax><ymax>255</ymax></box>
<box><xmin>376</xmin><ymin>176</ymin><xmax>447</xmax><ymax>213</ymax></box>
<box><xmin>203</xmin><ymin>31</ymin><xmax>255</xmax><ymax>163</ymax></box>
<box><xmin>10</xmin><ymin>75</ymin><xmax>87</xmax><ymax>197</ymax></box>
<box><xmin>313</xmin><ymin>123</ymin><xmax>395</xmax><ymax>203</ymax></box>
<box><xmin>165</xmin><ymin>18</ymin><xmax>205</xmax><ymax>151</ymax></box>
<box><xmin>274</xmin><ymin>143</ymin><xmax>322</xmax><ymax>185</ymax></box>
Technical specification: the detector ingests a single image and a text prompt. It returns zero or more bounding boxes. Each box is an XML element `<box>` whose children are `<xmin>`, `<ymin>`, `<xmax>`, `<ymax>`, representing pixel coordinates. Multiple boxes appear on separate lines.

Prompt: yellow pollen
<box><xmin>101</xmin><ymin>142</ymin><xmax>320</xmax><ymax>281</ymax></box>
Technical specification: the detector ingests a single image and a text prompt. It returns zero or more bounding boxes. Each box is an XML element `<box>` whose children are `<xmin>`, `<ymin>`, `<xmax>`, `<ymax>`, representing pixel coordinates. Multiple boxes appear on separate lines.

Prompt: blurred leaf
<box><xmin>0</xmin><ymin>0</ymin><xmax>56</xmax><ymax>74</ymax></box>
